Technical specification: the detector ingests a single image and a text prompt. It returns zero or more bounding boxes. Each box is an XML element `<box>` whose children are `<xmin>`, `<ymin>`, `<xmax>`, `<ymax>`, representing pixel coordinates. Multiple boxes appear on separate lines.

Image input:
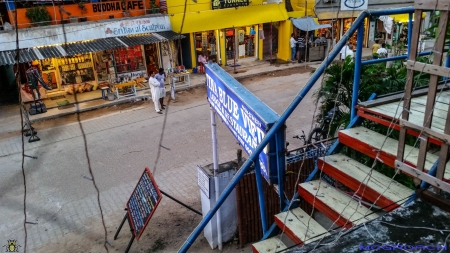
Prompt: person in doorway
<box><xmin>26</xmin><ymin>60</ymin><xmax>52</xmax><ymax>100</ymax></box>
<box><xmin>377</xmin><ymin>43</ymin><xmax>388</xmax><ymax>58</ymax></box>
<box><xmin>149</xmin><ymin>71</ymin><xmax>162</xmax><ymax>114</ymax></box>
<box><xmin>372</xmin><ymin>39</ymin><xmax>381</xmax><ymax>59</ymax></box>
<box><xmin>154</xmin><ymin>68</ymin><xmax>166</xmax><ymax>110</ymax></box>
<box><xmin>198</xmin><ymin>52</ymin><xmax>208</xmax><ymax>74</ymax></box>
<box><xmin>297</xmin><ymin>33</ymin><xmax>306</xmax><ymax>63</ymax></box>
<box><xmin>290</xmin><ymin>33</ymin><xmax>297</xmax><ymax>61</ymax></box>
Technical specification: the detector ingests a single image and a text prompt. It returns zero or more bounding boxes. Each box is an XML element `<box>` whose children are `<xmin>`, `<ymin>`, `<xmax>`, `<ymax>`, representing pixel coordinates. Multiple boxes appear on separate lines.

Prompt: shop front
<box><xmin>1</xmin><ymin>31</ymin><xmax>182</xmax><ymax>102</ymax></box>
<box><xmin>316</xmin><ymin>17</ymin><xmax>369</xmax><ymax>47</ymax></box>
<box><xmin>168</xmin><ymin>0</ymin><xmax>288</xmax><ymax>67</ymax></box>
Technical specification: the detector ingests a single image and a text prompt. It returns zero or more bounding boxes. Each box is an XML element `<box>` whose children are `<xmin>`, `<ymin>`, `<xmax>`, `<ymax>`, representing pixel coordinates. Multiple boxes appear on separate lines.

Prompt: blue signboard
<box><xmin>205</xmin><ymin>63</ymin><xmax>281</xmax><ymax>183</ymax></box>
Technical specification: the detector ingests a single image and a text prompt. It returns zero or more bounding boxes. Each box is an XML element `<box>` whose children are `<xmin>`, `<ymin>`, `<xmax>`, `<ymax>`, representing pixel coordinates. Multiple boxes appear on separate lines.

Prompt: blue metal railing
<box><xmin>179</xmin><ymin>7</ymin><xmax>419</xmax><ymax>252</ymax></box>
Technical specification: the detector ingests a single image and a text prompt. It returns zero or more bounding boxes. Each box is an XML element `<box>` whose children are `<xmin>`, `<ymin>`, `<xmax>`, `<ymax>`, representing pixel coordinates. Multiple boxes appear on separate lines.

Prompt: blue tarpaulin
<box><xmin>292</xmin><ymin>17</ymin><xmax>331</xmax><ymax>31</ymax></box>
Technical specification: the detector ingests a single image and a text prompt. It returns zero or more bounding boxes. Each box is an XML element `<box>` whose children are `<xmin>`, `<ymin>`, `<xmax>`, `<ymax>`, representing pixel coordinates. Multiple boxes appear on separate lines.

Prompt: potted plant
<box><xmin>26</xmin><ymin>6</ymin><xmax>52</xmax><ymax>26</ymax></box>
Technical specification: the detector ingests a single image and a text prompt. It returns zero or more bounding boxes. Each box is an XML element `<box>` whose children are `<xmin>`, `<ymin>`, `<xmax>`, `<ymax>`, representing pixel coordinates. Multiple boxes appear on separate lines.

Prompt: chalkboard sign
<box><xmin>126</xmin><ymin>168</ymin><xmax>162</xmax><ymax>240</ymax></box>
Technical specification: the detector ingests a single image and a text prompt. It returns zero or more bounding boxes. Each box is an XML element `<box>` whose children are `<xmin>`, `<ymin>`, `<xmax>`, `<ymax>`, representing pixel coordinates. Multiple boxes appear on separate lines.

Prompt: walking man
<box><xmin>376</xmin><ymin>43</ymin><xmax>388</xmax><ymax>58</ymax></box>
<box><xmin>297</xmin><ymin>33</ymin><xmax>306</xmax><ymax>63</ymax></box>
<box><xmin>149</xmin><ymin>71</ymin><xmax>162</xmax><ymax>114</ymax></box>
<box><xmin>154</xmin><ymin>68</ymin><xmax>166</xmax><ymax>110</ymax></box>
<box><xmin>290</xmin><ymin>33</ymin><xmax>297</xmax><ymax>61</ymax></box>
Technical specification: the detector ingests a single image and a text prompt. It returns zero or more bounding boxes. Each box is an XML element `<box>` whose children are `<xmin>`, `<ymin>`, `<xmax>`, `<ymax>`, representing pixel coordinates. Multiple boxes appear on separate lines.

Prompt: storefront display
<box><xmin>224</xmin><ymin>26</ymin><xmax>256</xmax><ymax>61</ymax></box>
<box><xmin>144</xmin><ymin>44</ymin><xmax>161</xmax><ymax>76</ymax></box>
<box><xmin>93</xmin><ymin>51</ymin><xmax>114</xmax><ymax>82</ymax></box>
<box><xmin>40</xmin><ymin>58</ymin><xmax>58</xmax><ymax>90</ymax></box>
<box><xmin>318</xmin><ymin>20</ymin><xmax>340</xmax><ymax>41</ymax></box>
<box><xmin>195</xmin><ymin>31</ymin><xmax>218</xmax><ymax>59</ymax></box>
<box><xmin>58</xmin><ymin>54</ymin><xmax>95</xmax><ymax>86</ymax></box>
<box><xmin>342</xmin><ymin>18</ymin><xmax>369</xmax><ymax>46</ymax></box>
<box><xmin>114</xmin><ymin>46</ymin><xmax>146</xmax><ymax>75</ymax></box>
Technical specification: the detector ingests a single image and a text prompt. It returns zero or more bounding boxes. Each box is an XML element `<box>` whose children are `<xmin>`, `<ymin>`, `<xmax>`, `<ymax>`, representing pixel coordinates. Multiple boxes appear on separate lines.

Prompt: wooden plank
<box><xmin>400</xmin><ymin>119</ymin><xmax>450</xmax><ymax>144</ymax></box>
<box><xmin>298</xmin><ymin>180</ymin><xmax>379</xmax><ymax>228</ymax></box>
<box><xmin>415</xmin><ymin>0</ymin><xmax>450</xmax><ymax>10</ymax></box>
<box><xmin>252</xmin><ymin>237</ymin><xmax>287</xmax><ymax>253</ymax></box>
<box><xmin>398</xmin><ymin>9</ymin><xmax>424</xmax><ymax>171</ymax></box>
<box><xmin>394</xmin><ymin>160</ymin><xmax>450</xmax><ymax>193</ymax></box>
<box><xmin>274</xmin><ymin>207</ymin><xmax>330</xmax><ymax>245</ymax></box>
<box><xmin>406</xmin><ymin>60</ymin><xmax>450</xmax><ymax>78</ymax></box>
<box><xmin>319</xmin><ymin>154</ymin><xmax>413</xmax><ymax>211</ymax></box>
<box><xmin>417</xmin><ymin>189</ymin><xmax>450</xmax><ymax>213</ymax></box>
<box><xmin>338</xmin><ymin>127</ymin><xmax>450</xmax><ymax>181</ymax></box>
<box><xmin>358</xmin><ymin>84</ymin><xmax>448</xmax><ymax>108</ymax></box>
<box><xmin>415</xmin><ymin>11</ymin><xmax>449</xmax><ymax>186</ymax></box>
<box><xmin>369</xmin><ymin>103</ymin><xmax>446</xmax><ymax>132</ymax></box>
<box><xmin>356</xmin><ymin>109</ymin><xmax>443</xmax><ymax>146</ymax></box>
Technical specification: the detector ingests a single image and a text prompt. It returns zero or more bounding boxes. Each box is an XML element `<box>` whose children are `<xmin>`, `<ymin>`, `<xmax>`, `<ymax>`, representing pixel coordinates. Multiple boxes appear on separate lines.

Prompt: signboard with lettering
<box><xmin>340</xmin><ymin>0</ymin><xmax>367</xmax><ymax>11</ymax></box>
<box><xmin>126</xmin><ymin>168</ymin><xmax>162</xmax><ymax>240</ymax></box>
<box><xmin>197</xmin><ymin>166</ymin><xmax>211</xmax><ymax>199</ymax></box>
<box><xmin>212</xmin><ymin>0</ymin><xmax>249</xmax><ymax>10</ymax></box>
<box><xmin>104</xmin><ymin>16</ymin><xmax>171</xmax><ymax>37</ymax></box>
<box><xmin>205</xmin><ymin>63</ymin><xmax>282</xmax><ymax>184</ymax></box>
<box><xmin>92</xmin><ymin>0</ymin><xmax>144</xmax><ymax>13</ymax></box>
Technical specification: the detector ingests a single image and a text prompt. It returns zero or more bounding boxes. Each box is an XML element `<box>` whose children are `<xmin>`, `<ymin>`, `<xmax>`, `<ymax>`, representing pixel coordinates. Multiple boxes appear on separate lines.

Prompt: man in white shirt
<box><xmin>290</xmin><ymin>33</ymin><xmax>297</xmax><ymax>61</ymax></box>
<box><xmin>148</xmin><ymin>71</ymin><xmax>163</xmax><ymax>114</ymax></box>
<box><xmin>340</xmin><ymin>43</ymin><xmax>354</xmax><ymax>61</ymax></box>
<box><xmin>376</xmin><ymin>43</ymin><xmax>388</xmax><ymax>58</ymax></box>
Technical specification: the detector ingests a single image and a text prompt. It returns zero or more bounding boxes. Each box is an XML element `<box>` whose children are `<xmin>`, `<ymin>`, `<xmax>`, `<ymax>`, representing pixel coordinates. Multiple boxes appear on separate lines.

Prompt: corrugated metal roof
<box><xmin>0</xmin><ymin>31</ymin><xmax>184</xmax><ymax>66</ymax></box>
<box><xmin>157</xmin><ymin>31</ymin><xmax>185</xmax><ymax>41</ymax></box>
<box><xmin>0</xmin><ymin>49</ymin><xmax>39</xmax><ymax>65</ymax></box>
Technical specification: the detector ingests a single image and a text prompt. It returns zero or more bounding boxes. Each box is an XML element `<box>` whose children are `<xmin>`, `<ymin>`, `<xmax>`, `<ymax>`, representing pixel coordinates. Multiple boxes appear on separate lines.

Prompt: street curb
<box><xmin>29</xmin><ymin>63</ymin><xmax>318</xmax><ymax>123</ymax></box>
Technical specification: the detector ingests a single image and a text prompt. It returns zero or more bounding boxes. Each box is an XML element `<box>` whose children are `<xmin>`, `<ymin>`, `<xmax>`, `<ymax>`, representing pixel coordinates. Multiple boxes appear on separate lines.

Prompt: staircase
<box><xmin>252</xmin><ymin>107</ymin><xmax>416</xmax><ymax>252</ymax></box>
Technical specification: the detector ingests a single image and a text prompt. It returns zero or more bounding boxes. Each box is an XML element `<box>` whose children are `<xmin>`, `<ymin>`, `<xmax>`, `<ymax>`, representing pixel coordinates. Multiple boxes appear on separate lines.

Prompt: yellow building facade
<box><xmin>167</xmin><ymin>0</ymin><xmax>293</xmax><ymax>67</ymax></box>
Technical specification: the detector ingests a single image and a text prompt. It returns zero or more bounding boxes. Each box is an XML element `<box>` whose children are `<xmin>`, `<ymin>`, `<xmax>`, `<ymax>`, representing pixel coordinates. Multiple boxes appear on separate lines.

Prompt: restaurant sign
<box><xmin>212</xmin><ymin>0</ymin><xmax>249</xmax><ymax>10</ymax></box>
<box><xmin>104</xmin><ymin>16</ymin><xmax>171</xmax><ymax>37</ymax></box>
<box><xmin>92</xmin><ymin>0</ymin><xmax>144</xmax><ymax>13</ymax></box>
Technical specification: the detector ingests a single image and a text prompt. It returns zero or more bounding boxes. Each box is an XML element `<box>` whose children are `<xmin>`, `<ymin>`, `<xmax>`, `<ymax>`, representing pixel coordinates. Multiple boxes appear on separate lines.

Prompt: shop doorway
<box><xmin>224</xmin><ymin>26</ymin><xmax>257</xmax><ymax>64</ymax></box>
<box><xmin>263</xmin><ymin>23</ymin><xmax>278</xmax><ymax>60</ymax></box>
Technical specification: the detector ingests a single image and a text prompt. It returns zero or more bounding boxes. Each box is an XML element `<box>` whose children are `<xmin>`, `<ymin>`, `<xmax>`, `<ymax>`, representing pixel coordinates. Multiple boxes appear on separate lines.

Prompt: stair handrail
<box><xmin>178</xmin><ymin>7</ymin><xmax>416</xmax><ymax>253</ymax></box>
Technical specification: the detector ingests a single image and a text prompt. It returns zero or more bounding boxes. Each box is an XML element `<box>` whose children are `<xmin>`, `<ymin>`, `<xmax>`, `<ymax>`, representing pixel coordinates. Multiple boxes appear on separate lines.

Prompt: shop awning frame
<box><xmin>291</xmin><ymin>17</ymin><xmax>332</xmax><ymax>31</ymax></box>
<box><xmin>0</xmin><ymin>31</ymin><xmax>185</xmax><ymax>66</ymax></box>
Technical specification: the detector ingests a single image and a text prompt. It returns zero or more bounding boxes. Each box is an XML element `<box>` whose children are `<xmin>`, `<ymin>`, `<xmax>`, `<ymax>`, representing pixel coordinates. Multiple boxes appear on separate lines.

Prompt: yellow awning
<box><xmin>390</xmin><ymin>13</ymin><xmax>426</xmax><ymax>23</ymax></box>
<box><xmin>169</xmin><ymin>4</ymin><xmax>289</xmax><ymax>33</ymax></box>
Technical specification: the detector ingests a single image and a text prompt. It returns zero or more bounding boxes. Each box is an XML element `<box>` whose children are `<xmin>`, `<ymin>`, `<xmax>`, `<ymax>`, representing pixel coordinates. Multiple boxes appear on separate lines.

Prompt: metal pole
<box><xmin>210</xmin><ymin>108</ymin><xmax>222</xmax><ymax>250</ymax></box>
<box><xmin>361</xmin><ymin>51</ymin><xmax>432</xmax><ymax>65</ymax></box>
<box><xmin>178</xmin><ymin>8</ymin><xmax>415</xmax><ymax>253</ymax></box>
<box><xmin>407</xmin><ymin>12</ymin><xmax>413</xmax><ymax>56</ymax></box>
<box><xmin>351</xmin><ymin>22</ymin><xmax>365</xmax><ymax>120</ymax></box>
<box><xmin>270</xmin><ymin>22</ymin><xmax>273</xmax><ymax>64</ymax></box>
<box><xmin>276</xmin><ymin>132</ymin><xmax>285</xmax><ymax>210</ymax></box>
<box><xmin>254</xmin><ymin>159</ymin><xmax>268</xmax><ymax>234</ymax></box>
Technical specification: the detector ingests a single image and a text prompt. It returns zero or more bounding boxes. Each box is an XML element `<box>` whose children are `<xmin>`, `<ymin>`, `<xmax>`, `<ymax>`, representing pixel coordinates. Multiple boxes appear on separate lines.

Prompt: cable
<box><xmin>14</xmin><ymin>0</ymin><xmax>28</xmax><ymax>251</ymax></box>
<box><xmin>54</xmin><ymin>0</ymin><xmax>110</xmax><ymax>251</ymax></box>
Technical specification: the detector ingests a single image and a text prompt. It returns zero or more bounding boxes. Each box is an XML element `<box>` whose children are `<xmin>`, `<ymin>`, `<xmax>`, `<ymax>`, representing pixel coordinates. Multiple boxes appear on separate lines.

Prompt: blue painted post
<box><xmin>276</xmin><ymin>131</ymin><xmax>286</xmax><ymax>211</ymax></box>
<box><xmin>179</xmin><ymin>8</ymin><xmax>416</xmax><ymax>252</ymax></box>
<box><xmin>351</xmin><ymin>23</ymin><xmax>365</xmax><ymax>120</ymax></box>
<box><xmin>254</xmin><ymin>160</ymin><xmax>269</xmax><ymax>234</ymax></box>
<box><xmin>407</xmin><ymin>13</ymin><xmax>413</xmax><ymax>56</ymax></box>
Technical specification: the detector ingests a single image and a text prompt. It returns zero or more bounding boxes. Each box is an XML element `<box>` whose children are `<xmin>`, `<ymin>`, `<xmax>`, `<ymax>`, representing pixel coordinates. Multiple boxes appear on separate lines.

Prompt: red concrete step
<box><xmin>318</xmin><ymin>154</ymin><xmax>413</xmax><ymax>211</ymax></box>
<box><xmin>252</xmin><ymin>237</ymin><xmax>287</xmax><ymax>253</ymax></box>
<box><xmin>274</xmin><ymin>207</ymin><xmax>330</xmax><ymax>246</ymax></box>
<box><xmin>338</xmin><ymin>126</ymin><xmax>450</xmax><ymax>181</ymax></box>
<box><xmin>298</xmin><ymin>180</ymin><xmax>379</xmax><ymax>229</ymax></box>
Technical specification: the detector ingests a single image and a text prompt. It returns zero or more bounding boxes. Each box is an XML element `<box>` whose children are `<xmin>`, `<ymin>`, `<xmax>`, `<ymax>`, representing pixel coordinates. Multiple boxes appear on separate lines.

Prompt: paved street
<box><xmin>0</xmin><ymin>66</ymin><xmax>320</xmax><ymax>252</ymax></box>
